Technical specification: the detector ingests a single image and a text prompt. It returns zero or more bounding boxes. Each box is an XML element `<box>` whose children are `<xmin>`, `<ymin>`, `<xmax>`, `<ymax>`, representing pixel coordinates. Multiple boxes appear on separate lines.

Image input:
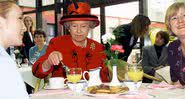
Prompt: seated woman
<box><xmin>165</xmin><ymin>2</ymin><xmax>185</xmax><ymax>88</ymax></box>
<box><xmin>29</xmin><ymin>30</ymin><xmax>48</xmax><ymax>64</ymax></box>
<box><xmin>32</xmin><ymin>2</ymin><xmax>109</xmax><ymax>82</ymax></box>
<box><xmin>142</xmin><ymin>31</ymin><xmax>169</xmax><ymax>83</ymax></box>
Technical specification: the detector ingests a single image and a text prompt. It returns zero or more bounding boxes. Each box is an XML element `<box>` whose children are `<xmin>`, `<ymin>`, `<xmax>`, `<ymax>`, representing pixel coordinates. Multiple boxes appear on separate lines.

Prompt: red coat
<box><xmin>32</xmin><ymin>35</ymin><xmax>109</xmax><ymax>82</ymax></box>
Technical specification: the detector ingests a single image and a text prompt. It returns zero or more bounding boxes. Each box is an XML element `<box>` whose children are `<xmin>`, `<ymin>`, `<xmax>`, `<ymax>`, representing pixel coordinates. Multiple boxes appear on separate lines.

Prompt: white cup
<box><xmin>49</xmin><ymin>77</ymin><xmax>66</xmax><ymax>89</ymax></box>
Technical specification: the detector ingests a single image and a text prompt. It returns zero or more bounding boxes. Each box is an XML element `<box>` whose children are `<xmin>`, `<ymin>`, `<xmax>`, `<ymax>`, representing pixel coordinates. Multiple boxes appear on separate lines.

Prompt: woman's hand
<box><xmin>42</xmin><ymin>51</ymin><xmax>63</xmax><ymax>71</ymax></box>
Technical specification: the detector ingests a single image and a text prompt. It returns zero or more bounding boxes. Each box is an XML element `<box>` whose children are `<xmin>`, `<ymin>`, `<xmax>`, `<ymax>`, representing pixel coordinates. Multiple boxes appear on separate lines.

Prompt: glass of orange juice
<box><xmin>127</xmin><ymin>64</ymin><xmax>143</xmax><ymax>91</ymax></box>
<box><xmin>66</xmin><ymin>68</ymin><xmax>82</xmax><ymax>93</ymax></box>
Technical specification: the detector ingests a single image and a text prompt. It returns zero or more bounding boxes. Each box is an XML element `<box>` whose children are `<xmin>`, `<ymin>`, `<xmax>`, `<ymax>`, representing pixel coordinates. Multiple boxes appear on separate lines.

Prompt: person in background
<box><xmin>165</xmin><ymin>2</ymin><xmax>185</xmax><ymax>88</ymax></box>
<box><xmin>32</xmin><ymin>2</ymin><xmax>109</xmax><ymax>82</ymax></box>
<box><xmin>113</xmin><ymin>14</ymin><xmax>151</xmax><ymax>61</ymax></box>
<box><xmin>142</xmin><ymin>31</ymin><xmax>169</xmax><ymax>83</ymax></box>
<box><xmin>22</xmin><ymin>16</ymin><xmax>35</xmax><ymax>63</ymax></box>
<box><xmin>0</xmin><ymin>0</ymin><xmax>29</xmax><ymax>98</ymax></box>
<box><xmin>29</xmin><ymin>29</ymin><xmax>47</xmax><ymax>65</ymax></box>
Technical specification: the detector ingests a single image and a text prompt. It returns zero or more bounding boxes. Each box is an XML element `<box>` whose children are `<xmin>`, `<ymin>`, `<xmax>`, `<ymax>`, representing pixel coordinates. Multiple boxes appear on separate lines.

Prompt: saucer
<box><xmin>44</xmin><ymin>85</ymin><xmax>67</xmax><ymax>90</ymax></box>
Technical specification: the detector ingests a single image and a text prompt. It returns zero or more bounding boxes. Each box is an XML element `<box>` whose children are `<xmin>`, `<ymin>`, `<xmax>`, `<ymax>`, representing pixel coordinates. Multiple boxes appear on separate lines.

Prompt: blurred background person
<box><xmin>21</xmin><ymin>15</ymin><xmax>35</xmax><ymax>94</ymax></box>
<box><xmin>29</xmin><ymin>29</ymin><xmax>47</xmax><ymax>65</ymax></box>
<box><xmin>165</xmin><ymin>2</ymin><xmax>185</xmax><ymax>88</ymax></box>
<box><xmin>113</xmin><ymin>14</ymin><xmax>151</xmax><ymax>61</ymax></box>
<box><xmin>32</xmin><ymin>2</ymin><xmax>109</xmax><ymax>82</ymax></box>
<box><xmin>0</xmin><ymin>0</ymin><xmax>29</xmax><ymax>98</ymax></box>
<box><xmin>142</xmin><ymin>31</ymin><xmax>169</xmax><ymax>83</ymax></box>
<box><xmin>22</xmin><ymin>16</ymin><xmax>35</xmax><ymax>63</ymax></box>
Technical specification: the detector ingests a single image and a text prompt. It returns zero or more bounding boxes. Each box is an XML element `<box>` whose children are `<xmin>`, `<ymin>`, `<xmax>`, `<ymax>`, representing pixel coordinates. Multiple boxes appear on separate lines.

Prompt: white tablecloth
<box><xmin>30</xmin><ymin>83</ymin><xmax>185</xmax><ymax>99</ymax></box>
<box><xmin>18</xmin><ymin>66</ymin><xmax>44</xmax><ymax>88</ymax></box>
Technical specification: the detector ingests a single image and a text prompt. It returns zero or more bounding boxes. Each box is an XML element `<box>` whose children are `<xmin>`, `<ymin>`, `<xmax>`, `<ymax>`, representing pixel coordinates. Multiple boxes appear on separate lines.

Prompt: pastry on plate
<box><xmin>87</xmin><ymin>84</ymin><xmax>129</xmax><ymax>94</ymax></box>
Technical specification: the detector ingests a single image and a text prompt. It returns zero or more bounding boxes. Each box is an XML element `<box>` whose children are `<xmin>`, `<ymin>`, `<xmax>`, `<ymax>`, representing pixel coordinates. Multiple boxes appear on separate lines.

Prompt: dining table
<box><xmin>18</xmin><ymin>65</ymin><xmax>44</xmax><ymax>89</ymax></box>
<box><xmin>30</xmin><ymin>83</ymin><xmax>185</xmax><ymax>99</ymax></box>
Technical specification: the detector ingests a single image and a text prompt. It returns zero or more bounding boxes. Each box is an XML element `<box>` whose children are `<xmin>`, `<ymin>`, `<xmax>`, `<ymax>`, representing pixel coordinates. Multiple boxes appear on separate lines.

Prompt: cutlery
<box><xmin>59</xmin><ymin>61</ymin><xmax>69</xmax><ymax>71</ymax></box>
<box><xmin>84</xmin><ymin>94</ymin><xmax>95</xmax><ymax>97</ymax></box>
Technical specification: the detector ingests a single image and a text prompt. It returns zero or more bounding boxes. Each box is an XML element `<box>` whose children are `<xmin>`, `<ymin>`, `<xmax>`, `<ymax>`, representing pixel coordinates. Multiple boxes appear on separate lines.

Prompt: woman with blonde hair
<box><xmin>0</xmin><ymin>0</ymin><xmax>29</xmax><ymax>98</ymax></box>
<box><xmin>165</xmin><ymin>2</ymin><xmax>185</xmax><ymax>88</ymax></box>
<box><xmin>22</xmin><ymin>16</ymin><xmax>35</xmax><ymax>63</ymax></box>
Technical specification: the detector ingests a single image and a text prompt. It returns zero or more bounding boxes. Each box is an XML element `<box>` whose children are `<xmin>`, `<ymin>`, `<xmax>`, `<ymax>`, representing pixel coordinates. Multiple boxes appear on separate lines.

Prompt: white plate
<box><xmin>83</xmin><ymin>92</ymin><xmax>122</xmax><ymax>97</ymax></box>
<box><xmin>83</xmin><ymin>90</ymin><xmax>128</xmax><ymax>97</ymax></box>
<box><xmin>44</xmin><ymin>85</ymin><xmax>67</xmax><ymax>90</ymax></box>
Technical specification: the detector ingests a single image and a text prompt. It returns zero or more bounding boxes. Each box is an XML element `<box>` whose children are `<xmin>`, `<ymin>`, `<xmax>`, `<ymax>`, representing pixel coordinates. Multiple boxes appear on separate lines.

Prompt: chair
<box><xmin>33</xmin><ymin>73</ymin><xmax>52</xmax><ymax>93</ymax></box>
<box><xmin>34</xmin><ymin>78</ymin><xmax>41</xmax><ymax>93</ymax></box>
<box><xmin>144</xmin><ymin>73</ymin><xmax>163</xmax><ymax>82</ymax></box>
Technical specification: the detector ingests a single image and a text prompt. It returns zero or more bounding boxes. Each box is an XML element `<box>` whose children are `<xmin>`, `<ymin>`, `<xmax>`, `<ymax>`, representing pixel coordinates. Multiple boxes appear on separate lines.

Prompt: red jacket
<box><xmin>32</xmin><ymin>35</ymin><xmax>109</xmax><ymax>82</ymax></box>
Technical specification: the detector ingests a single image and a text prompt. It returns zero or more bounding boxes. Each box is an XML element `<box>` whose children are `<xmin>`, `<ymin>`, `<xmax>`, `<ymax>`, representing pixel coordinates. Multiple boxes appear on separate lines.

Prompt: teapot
<box><xmin>83</xmin><ymin>67</ymin><xmax>102</xmax><ymax>87</ymax></box>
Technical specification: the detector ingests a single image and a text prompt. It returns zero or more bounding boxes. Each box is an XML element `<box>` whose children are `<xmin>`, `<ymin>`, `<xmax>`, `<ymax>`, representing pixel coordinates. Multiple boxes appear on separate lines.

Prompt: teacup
<box><xmin>49</xmin><ymin>77</ymin><xmax>66</xmax><ymax>89</ymax></box>
<box><xmin>67</xmin><ymin>80</ymin><xmax>87</xmax><ymax>92</ymax></box>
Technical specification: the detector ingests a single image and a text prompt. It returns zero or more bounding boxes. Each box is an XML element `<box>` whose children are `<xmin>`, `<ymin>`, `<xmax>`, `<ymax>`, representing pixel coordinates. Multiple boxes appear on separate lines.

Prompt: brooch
<box><xmin>90</xmin><ymin>43</ymin><xmax>95</xmax><ymax>50</ymax></box>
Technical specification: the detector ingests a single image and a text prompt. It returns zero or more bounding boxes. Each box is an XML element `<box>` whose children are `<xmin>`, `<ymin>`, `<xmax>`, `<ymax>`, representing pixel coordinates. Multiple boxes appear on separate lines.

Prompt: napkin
<box><xmin>147</xmin><ymin>81</ymin><xmax>176</xmax><ymax>89</ymax></box>
<box><xmin>116</xmin><ymin>90</ymin><xmax>152</xmax><ymax>99</ymax></box>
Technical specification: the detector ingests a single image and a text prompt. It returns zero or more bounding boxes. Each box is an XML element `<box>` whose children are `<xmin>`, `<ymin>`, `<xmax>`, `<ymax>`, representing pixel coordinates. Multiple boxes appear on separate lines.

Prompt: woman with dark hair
<box><xmin>29</xmin><ymin>29</ymin><xmax>47</xmax><ymax>65</ymax></box>
<box><xmin>142</xmin><ymin>31</ymin><xmax>169</xmax><ymax>83</ymax></box>
<box><xmin>113</xmin><ymin>14</ymin><xmax>151</xmax><ymax>61</ymax></box>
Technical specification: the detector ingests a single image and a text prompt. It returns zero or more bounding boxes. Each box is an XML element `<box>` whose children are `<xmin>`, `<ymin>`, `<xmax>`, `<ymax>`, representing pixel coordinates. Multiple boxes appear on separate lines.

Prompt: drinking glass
<box><xmin>127</xmin><ymin>64</ymin><xmax>143</xmax><ymax>91</ymax></box>
<box><xmin>66</xmin><ymin>68</ymin><xmax>82</xmax><ymax>93</ymax></box>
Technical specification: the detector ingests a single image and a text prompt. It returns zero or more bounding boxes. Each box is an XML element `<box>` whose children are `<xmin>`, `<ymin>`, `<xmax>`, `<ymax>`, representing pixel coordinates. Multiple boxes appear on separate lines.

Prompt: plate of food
<box><xmin>84</xmin><ymin>84</ymin><xmax>129</xmax><ymax>96</ymax></box>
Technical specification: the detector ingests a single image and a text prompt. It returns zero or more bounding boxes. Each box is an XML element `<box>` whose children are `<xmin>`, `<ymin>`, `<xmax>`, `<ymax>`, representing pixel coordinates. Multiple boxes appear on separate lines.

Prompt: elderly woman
<box><xmin>29</xmin><ymin>29</ymin><xmax>47</xmax><ymax>64</ymax></box>
<box><xmin>32</xmin><ymin>2</ymin><xmax>109</xmax><ymax>82</ymax></box>
<box><xmin>0</xmin><ymin>0</ymin><xmax>29</xmax><ymax>98</ymax></box>
<box><xmin>165</xmin><ymin>2</ymin><xmax>185</xmax><ymax>87</ymax></box>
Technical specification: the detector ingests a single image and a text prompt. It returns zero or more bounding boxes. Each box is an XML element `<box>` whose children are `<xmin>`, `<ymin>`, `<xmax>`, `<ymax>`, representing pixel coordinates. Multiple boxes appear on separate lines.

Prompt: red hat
<box><xmin>59</xmin><ymin>2</ymin><xmax>99</xmax><ymax>27</ymax></box>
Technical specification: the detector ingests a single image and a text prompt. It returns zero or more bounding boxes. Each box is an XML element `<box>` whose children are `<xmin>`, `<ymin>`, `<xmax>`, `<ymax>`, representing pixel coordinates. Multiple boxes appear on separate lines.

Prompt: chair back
<box><xmin>33</xmin><ymin>73</ymin><xmax>52</xmax><ymax>93</ymax></box>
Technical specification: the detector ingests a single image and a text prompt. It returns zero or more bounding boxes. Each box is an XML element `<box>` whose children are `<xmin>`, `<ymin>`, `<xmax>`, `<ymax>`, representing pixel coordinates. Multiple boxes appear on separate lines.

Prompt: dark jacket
<box><xmin>168</xmin><ymin>40</ymin><xmax>185</xmax><ymax>85</ymax></box>
<box><xmin>113</xmin><ymin>24</ymin><xmax>138</xmax><ymax>61</ymax></box>
<box><xmin>22</xmin><ymin>31</ymin><xmax>35</xmax><ymax>59</ymax></box>
<box><xmin>142</xmin><ymin>45</ymin><xmax>168</xmax><ymax>74</ymax></box>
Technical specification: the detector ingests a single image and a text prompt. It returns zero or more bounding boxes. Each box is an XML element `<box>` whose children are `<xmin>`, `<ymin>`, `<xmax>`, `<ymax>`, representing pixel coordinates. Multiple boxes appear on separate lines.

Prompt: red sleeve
<box><xmin>32</xmin><ymin>38</ymin><xmax>56</xmax><ymax>78</ymax></box>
